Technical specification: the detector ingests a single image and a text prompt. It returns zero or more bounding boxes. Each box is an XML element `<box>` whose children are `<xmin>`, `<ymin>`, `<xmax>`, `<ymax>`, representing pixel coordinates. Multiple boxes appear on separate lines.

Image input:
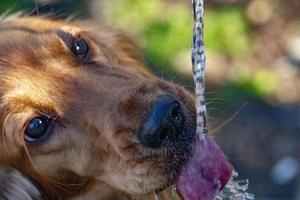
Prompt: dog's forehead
<box><xmin>0</xmin><ymin>29</ymin><xmax>38</xmax><ymax>51</ymax></box>
<box><xmin>0</xmin><ymin>29</ymin><xmax>71</xmax><ymax>68</ymax></box>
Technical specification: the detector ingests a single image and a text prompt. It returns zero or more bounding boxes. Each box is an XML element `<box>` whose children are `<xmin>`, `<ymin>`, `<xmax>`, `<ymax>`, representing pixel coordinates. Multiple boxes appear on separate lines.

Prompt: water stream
<box><xmin>191</xmin><ymin>0</ymin><xmax>255</xmax><ymax>199</ymax></box>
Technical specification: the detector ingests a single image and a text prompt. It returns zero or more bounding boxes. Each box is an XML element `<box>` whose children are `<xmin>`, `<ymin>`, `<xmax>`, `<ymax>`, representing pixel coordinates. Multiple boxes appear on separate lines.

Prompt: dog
<box><xmin>0</xmin><ymin>16</ymin><xmax>197</xmax><ymax>199</ymax></box>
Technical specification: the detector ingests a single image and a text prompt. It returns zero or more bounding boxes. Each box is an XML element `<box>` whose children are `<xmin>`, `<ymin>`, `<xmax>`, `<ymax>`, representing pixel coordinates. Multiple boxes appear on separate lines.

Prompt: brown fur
<box><xmin>0</xmin><ymin>16</ymin><xmax>196</xmax><ymax>200</ymax></box>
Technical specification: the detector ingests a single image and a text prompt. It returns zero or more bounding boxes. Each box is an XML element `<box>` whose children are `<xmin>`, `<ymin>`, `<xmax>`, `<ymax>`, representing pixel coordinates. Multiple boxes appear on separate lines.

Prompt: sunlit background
<box><xmin>1</xmin><ymin>0</ymin><xmax>300</xmax><ymax>199</ymax></box>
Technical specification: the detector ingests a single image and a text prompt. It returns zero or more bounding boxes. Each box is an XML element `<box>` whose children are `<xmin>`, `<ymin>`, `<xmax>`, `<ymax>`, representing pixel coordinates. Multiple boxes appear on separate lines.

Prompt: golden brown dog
<box><xmin>0</xmin><ymin>16</ymin><xmax>196</xmax><ymax>200</ymax></box>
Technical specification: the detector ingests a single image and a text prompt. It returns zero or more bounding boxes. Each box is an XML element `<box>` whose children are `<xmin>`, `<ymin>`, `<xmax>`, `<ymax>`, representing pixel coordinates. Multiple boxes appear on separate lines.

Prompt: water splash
<box><xmin>171</xmin><ymin>185</ymin><xmax>178</xmax><ymax>198</ymax></box>
<box><xmin>216</xmin><ymin>170</ymin><xmax>255</xmax><ymax>200</ymax></box>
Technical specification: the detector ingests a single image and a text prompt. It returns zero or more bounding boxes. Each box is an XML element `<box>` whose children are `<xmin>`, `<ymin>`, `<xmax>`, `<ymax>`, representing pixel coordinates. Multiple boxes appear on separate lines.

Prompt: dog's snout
<box><xmin>138</xmin><ymin>95</ymin><xmax>185</xmax><ymax>148</ymax></box>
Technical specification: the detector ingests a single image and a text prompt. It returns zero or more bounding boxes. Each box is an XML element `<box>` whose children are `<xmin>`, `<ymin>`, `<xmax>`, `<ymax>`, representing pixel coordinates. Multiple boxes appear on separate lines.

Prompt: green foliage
<box><xmin>205</xmin><ymin>6</ymin><xmax>252</xmax><ymax>57</ymax></box>
<box><xmin>0</xmin><ymin>0</ymin><xmax>36</xmax><ymax>13</ymax></box>
<box><xmin>235</xmin><ymin>69</ymin><xmax>277</xmax><ymax>96</ymax></box>
<box><xmin>0</xmin><ymin>1</ymin><xmax>17</xmax><ymax>13</ymax></box>
<box><xmin>221</xmin><ymin>69</ymin><xmax>278</xmax><ymax>103</ymax></box>
<box><xmin>104</xmin><ymin>0</ymin><xmax>192</xmax><ymax>71</ymax></box>
<box><xmin>105</xmin><ymin>1</ymin><xmax>252</xmax><ymax>70</ymax></box>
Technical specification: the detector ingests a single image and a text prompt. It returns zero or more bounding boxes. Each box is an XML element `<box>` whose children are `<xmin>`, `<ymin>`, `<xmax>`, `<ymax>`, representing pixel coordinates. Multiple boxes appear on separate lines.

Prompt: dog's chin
<box><xmin>108</xmin><ymin>154</ymin><xmax>188</xmax><ymax>195</ymax></box>
<box><xmin>142</xmin><ymin>131</ymin><xmax>196</xmax><ymax>194</ymax></box>
<box><xmin>135</xmin><ymin>158</ymin><xmax>189</xmax><ymax>194</ymax></box>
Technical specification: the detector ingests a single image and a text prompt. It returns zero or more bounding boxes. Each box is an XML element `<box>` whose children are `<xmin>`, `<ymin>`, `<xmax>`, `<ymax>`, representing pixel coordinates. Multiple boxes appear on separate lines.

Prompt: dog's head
<box><xmin>0</xmin><ymin>17</ymin><xmax>196</xmax><ymax>196</ymax></box>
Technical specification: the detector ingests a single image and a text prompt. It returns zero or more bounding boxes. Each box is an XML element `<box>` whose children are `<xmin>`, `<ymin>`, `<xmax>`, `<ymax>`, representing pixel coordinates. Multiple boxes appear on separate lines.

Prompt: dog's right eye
<box><xmin>72</xmin><ymin>35</ymin><xmax>89</xmax><ymax>57</ymax></box>
<box><xmin>56</xmin><ymin>31</ymin><xmax>90</xmax><ymax>61</ymax></box>
<box><xmin>24</xmin><ymin>116</ymin><xmax>54</xmax><ymax>144</ymax></box>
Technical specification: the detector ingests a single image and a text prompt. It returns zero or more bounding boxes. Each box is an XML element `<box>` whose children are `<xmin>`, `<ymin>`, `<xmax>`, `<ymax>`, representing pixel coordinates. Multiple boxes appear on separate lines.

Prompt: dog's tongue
<box><xmin>176</xmin><ymin>136</ymin><xmax>232</xmax><ymax>200</ymax></box>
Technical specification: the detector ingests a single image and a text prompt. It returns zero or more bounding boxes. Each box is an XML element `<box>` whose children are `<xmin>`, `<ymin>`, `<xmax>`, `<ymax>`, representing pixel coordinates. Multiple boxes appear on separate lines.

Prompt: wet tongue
<box><xmin>176</xmin><ymin>136</ymin><xmax>232</xmax><ymax>200</ymax></box>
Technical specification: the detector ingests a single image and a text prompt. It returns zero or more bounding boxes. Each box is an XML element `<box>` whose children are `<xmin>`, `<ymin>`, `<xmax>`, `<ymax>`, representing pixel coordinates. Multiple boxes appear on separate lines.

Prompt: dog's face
<box><xmin>0</xmin><ymin>17</ymin><xmax>196</xmax><ymax>195</ymax></box>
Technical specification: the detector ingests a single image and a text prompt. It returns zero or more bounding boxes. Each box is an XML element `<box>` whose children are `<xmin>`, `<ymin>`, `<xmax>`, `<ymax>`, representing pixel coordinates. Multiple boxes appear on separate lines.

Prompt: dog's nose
<box><xmin>138</xmin><ymin>95</ymin><xmax>185</xmax><ymax>148</ymax></box>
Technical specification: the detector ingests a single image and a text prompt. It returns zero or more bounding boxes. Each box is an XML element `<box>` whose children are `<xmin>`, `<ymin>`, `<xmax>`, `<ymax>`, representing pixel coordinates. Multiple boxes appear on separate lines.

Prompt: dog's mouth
<box><xmin>175</xmin><ymin>135</ymin><xmax>233</xmax><ymax>200</ymax></box>
<box><xmin>144</xmin><ymin>122</ymin><xmax>232</xmax><ymax>200</ymax></box>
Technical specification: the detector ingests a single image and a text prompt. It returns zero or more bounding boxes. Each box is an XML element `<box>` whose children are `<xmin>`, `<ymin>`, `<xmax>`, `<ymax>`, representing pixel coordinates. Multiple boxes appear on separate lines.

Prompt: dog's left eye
<box><xmin>24</xmin><ymin>116</ymin><xmax>53</xmax><ymax>144</ymax></box>
<box><xmin>72</xmin><ymin>35</ymin><xmax>89</xmax><ymax>57</ymax></box>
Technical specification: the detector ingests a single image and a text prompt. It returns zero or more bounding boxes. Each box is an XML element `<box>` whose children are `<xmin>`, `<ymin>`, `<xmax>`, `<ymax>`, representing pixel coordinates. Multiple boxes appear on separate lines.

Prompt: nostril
<box><xmin>138</xmin><ymin>96</ymin><xmax>185</xmax><ymax>149</ymax></box>
<box><xmin>159</xmin><ymin>127</ymin><xmax>169</xmax><ymax>141</ymax></box>
<box><xmin>171</xmin><ymin>102</ymin><xmax>183</xmax><ymax>122</ymax></box>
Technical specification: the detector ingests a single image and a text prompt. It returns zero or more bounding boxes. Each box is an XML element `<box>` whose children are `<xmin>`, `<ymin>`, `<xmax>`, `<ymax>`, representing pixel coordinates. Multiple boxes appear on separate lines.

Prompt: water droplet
<box><xmin>171</xmin><ymin>185</ymin><xmax>178</xmax><ymax>198</ymax></box>
<box><xmin>216</xmin><ymin>170</ymin><xmax>255</xmax><ymax>200</ymax></box>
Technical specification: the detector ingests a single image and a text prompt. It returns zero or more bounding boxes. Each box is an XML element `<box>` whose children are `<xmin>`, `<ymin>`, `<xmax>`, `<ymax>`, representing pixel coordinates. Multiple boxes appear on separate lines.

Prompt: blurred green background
<box><xmin>2</xmin><ymin>0</ymin><xmax>300</xmax><ymax>199</ymax></box>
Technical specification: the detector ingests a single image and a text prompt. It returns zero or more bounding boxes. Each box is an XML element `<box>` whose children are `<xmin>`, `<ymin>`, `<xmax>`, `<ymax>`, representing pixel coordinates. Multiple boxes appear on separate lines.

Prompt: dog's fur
<box><xmin>0</xmin><ymin>16</ymin><xmax>196</xmax><ymax>199</ymax></box>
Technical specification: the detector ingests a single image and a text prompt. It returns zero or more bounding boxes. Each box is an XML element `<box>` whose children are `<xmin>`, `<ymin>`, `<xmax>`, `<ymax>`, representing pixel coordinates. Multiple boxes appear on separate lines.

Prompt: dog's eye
<box><xmin>24</xmin><ymin>116</ymin><xmax>53</xmax><ymax>144</ymax></box>
<box><xmin>72</xmin><ymin>35</ymin><xmax>89</xmax><ymax>57</ymax></box>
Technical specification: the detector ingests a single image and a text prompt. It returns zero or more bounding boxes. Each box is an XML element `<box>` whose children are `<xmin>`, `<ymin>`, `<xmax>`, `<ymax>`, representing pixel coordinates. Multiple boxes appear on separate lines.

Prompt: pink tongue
<box><xmin>176</xmin><ymin>136</ymin><xmax>232</xmax><ymax>200</ymax></box>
